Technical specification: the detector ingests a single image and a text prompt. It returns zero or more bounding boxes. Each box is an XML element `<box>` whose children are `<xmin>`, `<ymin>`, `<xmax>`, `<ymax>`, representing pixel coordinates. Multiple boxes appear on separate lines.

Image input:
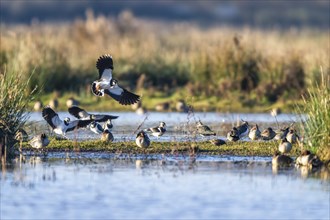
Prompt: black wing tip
<box><xmin>119</xmin><ymin>91</ymin><xmax>141</xmax><ymax>105</ymax></box>
<box><xmin>108</xmin><ymin>115</ymin><xmax>119</xmax><ymax>119</ymax></box>
<box><xmin>78</xmin><ymin>119</ymin><xmax>93</xmax><ymax>128</ymax></box>
<box><xmin>96</xmin><ymin>54</ymin><xmax>114</xmax><ymax>70</ymax></box>
<box><xmin>42</xmin><ymin>106</ymin><xmax>55</xmax><ymax>117</ymax></box>
<box><xmin>68</xmin><ymin>106</ymin><xmax>84</xmax><ymax>118</ymax></box>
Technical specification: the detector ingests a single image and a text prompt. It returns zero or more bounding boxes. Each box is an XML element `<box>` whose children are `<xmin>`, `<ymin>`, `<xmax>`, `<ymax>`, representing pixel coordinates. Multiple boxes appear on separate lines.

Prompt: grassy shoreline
<box><xmin>20</xmin><ymin>139</ymin><xmax>302</xmax><ymax>157</ymax></box>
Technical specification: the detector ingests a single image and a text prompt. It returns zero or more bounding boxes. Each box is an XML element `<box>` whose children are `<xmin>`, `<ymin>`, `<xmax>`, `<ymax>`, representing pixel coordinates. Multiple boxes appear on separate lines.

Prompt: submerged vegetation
<box><xmin>0</xmin><ymin>71</ymin><xmax>36</xmax><ymax>160</ymax></box>
<box><xmin>296</xmin><ymin>71</ymin><xmax>330</xmax><ymax>162</ymax></box>
<box><xmin>1</xmin><ymin>10</ymin><xmax>329</xmax><ymax>112</ymax></box>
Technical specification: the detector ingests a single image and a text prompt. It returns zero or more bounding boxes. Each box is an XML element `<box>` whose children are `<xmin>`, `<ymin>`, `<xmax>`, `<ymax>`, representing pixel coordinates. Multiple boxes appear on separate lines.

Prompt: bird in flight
<box><xmin>42</xmin><ymin>106</ymin><xmax>93</xmax><ymax>138</ymax></box>
<box><xmin>68</xmin><ymin>106</ymin><xmax>118</xmax><ymax>134</ymax></box>
<box><xmin>68</xmin><ymin>106</ymin><xmax>118</xmax><ymax>122</ymax></box>
<box><xmin>91</xmin><ymin>54</ymin><xmax>140</xmax><ymax>105</ymax></box>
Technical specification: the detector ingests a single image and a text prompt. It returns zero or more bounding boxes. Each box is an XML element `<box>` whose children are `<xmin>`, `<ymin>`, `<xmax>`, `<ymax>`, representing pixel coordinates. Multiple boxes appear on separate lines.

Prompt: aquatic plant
<box><xmin>296</xmin><ymin>70</ymin><xmax>330</xmax><ymax>162</ymax></box>
<box><xmin>0</xmin><ymin>70</ymin><xmax>36</xmax><ymax>160</ymax></box>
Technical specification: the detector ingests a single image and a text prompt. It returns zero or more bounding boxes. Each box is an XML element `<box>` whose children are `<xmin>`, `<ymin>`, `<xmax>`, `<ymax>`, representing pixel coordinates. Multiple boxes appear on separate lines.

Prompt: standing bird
<box><xmin>29</xmin><ymin>133</ymin><xmax>50</xmax><ymax>150</ymax></box>
<box><xmin>261</xmin><ymin>127</ymin><xmax>276</xmax><ymax>140</ymax></box>
<box><xmin>274</xmin><ymin>126</ymin><xmax>290</xmax><ymax>141</ymax></box>
<box><xmin>144</xmin><ymin>122</ymin><xmax>167</xmax><ymax>137</ymax></box>
<box><xmin>196</xmin><ymin>120</ymin><xmax>216</xmax><ymax>136</ymax></box>
<box><xmin>135</xmin><ymin>131</ymin><xmax>150</xmax><ymax>148</ymax></box>
<box><xmin>227</xmin><ymin>127</ymin><xmax>240</xmax><ymax>142</ymax></box>
<box><xmin>101</xmin><ymin>129</ymin><xmax>114</xmax><ymax>142</ymax></box>
<box><xmin>42</xmin><ymin>106</ymin><xmax>93</xmax><ymax>138</ymax></box>
<box><xmin>278</xmin><ymin>138</ymin><xmax>292</xmax><ymax>154</ymax></box>
<box><xmin>91</xmin><ymin>54</ymin><xmax>140</xmax><ymax>105</ymax></box>
<box><xmin>286</xmin><ymin>128</ymin><xmax>299</xmax><ymax>144</ymax></box>
<box><xmin>236</xmin><ymin>120</ymin><xmax>249</xmax><ymax>138</ymax></box>
<box><xmin>248</xmin><ymin>124</ymin><xmax>261</xmax><ymax>140</ymax></box>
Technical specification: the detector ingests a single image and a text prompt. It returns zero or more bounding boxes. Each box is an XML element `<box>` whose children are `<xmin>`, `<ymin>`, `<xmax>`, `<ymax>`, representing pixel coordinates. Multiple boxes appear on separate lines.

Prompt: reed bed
<box><xmin>1</xmin><ymin>10</ymin><xmax>329</xmax><ymax>112</ymax></box>
<box><xmin>0</xmin><ymin>70</ymin><xmax>36</xmax><ymax>159</ymax></box>
<box><xmin>296</xmin><ymin>71</ymin><xmax>330</xmax><ymax>162</ymax></box>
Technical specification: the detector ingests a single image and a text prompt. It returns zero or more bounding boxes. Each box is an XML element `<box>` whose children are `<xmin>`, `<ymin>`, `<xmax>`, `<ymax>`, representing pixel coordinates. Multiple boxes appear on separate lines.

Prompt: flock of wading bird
<box><xmin>20</xmin><ymin>54</ymin><xmax>322</xmax><ymax>170</ymax></box>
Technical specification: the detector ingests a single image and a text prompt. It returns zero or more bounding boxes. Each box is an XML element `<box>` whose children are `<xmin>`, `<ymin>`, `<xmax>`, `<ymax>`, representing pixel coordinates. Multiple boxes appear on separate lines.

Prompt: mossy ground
<box><xmin>20</xmin><ymin>138</ymin><xmax>303</xmax><ymax>157</ymax></box>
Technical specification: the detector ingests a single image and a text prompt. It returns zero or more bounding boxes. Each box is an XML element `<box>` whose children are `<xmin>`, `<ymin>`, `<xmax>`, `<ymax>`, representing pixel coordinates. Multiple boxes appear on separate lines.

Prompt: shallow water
<box><xmin>26</xmin><ymin>111</ymin><xmax>303</xmax><ymax>142</ymax></box>
<box><xmin>1</xmin><ymin>153</ymin><xmax>329</xmax><ymax>220</ymax></box>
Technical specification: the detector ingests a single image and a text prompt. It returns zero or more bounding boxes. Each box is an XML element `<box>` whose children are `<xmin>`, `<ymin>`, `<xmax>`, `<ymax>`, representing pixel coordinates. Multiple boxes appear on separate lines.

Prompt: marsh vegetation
<box><xmin>1</xmin><ymin>10</ymin><xmax>329</xmax><ymax>112</ymax></box>
<box><xmin>0</xmin><ymin>10</ymin><xmax>329</xmax><ymax>162</ymax></box>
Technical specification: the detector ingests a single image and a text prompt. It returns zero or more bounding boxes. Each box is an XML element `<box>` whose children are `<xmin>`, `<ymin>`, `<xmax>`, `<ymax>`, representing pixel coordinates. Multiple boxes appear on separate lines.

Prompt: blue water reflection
<box><xmin>1</xmin><ymin>153</ymin><xmax>329</xmax><ymax>220</ymax></box>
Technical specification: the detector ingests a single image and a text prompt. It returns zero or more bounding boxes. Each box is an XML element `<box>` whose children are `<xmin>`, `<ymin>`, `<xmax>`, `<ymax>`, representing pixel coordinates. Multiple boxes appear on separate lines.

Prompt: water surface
<box><xmin>26</xmin><ymin>111</ymin><xmax>303</xmax><ymax>142</ymax></box>
<box><xmin>1</xmin><ymin>153</ymin><xmax>329</xmax><ymax>220</ymax></box>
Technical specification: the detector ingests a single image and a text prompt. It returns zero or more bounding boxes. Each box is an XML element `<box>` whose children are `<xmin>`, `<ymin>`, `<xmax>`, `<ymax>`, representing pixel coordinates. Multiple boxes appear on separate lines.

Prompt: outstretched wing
<box><xmin>42</xmin><ymin>106</ymin><xmax>62</xmax><ymax>129</ymax></box>
<box><xmin>104</xmin><ymin>85</ymin><xmax>140</xmax><ymax>105</ymax></box>
<box><xmin>96</xmin><ymin>54</ymin><xmax>113</xmax><ymax>80</ymax></box>
<box><xmin>68</xmin><ymin>106</ymin><xmax>89</xmax><ymax>119</ymax></box>
<box><xmin>66</xmin><ymin>119</ymin><xmax>93</xmax><ymax>132</ymax></box>
<box><xmin>93</xmin><ymin>114</ymin><xmax>119</xmax><ymax>122</ymax></box>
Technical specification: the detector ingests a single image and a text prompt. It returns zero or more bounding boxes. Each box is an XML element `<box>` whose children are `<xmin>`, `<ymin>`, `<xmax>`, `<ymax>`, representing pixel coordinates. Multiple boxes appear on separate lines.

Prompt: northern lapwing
<box><xmin>42</xmin><ymin>106</ymin><xmax>93</xmax><ymax>138</ymax></box>
<box><xmin>144</xmin><ymin>122</ymin><xmax>166</xmax><ymax>137</ymax></box>
<box><xmin>91</xmin><ymin>54</ymin><xmax>140</xmax><ymax>105</ymax></box>
<box><xmin>135</xmin><ymin>131</ymin><xmax>150</xmax><ymax>148</ymax></box>
<box><xmin>196</xmin><ymin>120</ymin><xmax>216</xmax><ymax>136</ymax></box>
<box><xmin>68</xmin><ymin>106</ymin><xmax>118</xmax><ymax>122</ymax></box>
<box><xmin>102</xmin><ymin>119</ymin><xmax>114</xmax><ymax>131</ymax></box>
<box><xmin>89</xmin><ymin>121</ymin><xmax>104</xmax><ymax>134</ymax></box>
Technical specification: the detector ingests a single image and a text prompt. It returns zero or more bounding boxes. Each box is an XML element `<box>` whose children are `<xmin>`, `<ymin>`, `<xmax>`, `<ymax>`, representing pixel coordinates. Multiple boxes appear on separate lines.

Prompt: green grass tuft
<box><xmin>296</xmin><ymin>70</ymin><xmax>330</xmax><ymax>161</ymax></box>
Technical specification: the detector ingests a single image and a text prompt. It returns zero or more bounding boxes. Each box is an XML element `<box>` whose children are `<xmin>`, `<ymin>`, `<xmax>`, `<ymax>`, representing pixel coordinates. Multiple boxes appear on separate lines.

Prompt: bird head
<box><xmin>160</xmin><ymin>122</ymin><xmax>166</xmax><ymax>127</ymax></box>
<box><xmin>64</xmin><ymin>117</ymin><xmax>70</xmax><ymax>125</ymax></box>
<box><xmin>90</xmin><ymin>121</ymin><xmax>97</xmax><ymax>128</ymax></box>
<box><xmin>281</xmin><ymin>138</ymin><xmax>288</xmax><ymax>143</ymax></box>
<box><xmin>137</xmin><ymin>131</ymin><xmax>145</xmax><ymax>138</ymax></box>
<box><xmin>110</xmin><ymin>79</ymin><xmax>118</xmax><ymax>87</ymax></box>
<box><xmin>196</xmin><ymin>120</ymin><xmax>203</xmax><ymax>126</ymax></box>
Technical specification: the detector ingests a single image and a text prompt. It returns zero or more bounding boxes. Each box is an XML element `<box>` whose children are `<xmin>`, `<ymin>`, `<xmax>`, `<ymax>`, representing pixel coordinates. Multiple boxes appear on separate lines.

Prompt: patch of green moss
<box><xmin>21</xmin><ymin>138</ymin><xmax>302</xmax><ymax>157</ymax></box>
